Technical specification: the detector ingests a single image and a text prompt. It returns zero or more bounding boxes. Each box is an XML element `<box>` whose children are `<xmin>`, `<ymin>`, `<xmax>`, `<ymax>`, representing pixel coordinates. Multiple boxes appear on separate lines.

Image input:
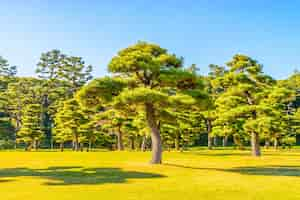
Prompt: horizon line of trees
<box><xmin>0</xmin><ymin>41</ymin><xmax>299</xmax><ymax>164</ymax></box>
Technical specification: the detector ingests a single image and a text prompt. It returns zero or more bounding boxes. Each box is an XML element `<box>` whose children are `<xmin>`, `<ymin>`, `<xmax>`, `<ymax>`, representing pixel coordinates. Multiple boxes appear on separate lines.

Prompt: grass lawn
<box><xmin>1</xmin><ymin>149</ymin><xmax>300</xmax><ymax>200</ymax></box>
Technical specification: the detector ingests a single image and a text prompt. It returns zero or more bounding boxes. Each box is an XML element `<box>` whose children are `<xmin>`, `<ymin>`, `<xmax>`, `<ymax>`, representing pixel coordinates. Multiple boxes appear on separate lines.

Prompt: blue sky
<box><xmin>0</xmin><ymin>0</ymin><xmax>299</xmax><ymax>79</ymax></box>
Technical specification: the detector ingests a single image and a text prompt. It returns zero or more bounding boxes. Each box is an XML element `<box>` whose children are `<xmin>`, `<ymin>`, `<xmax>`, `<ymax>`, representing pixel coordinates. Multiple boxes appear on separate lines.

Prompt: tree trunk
<box><xmin>88</xmin><ymin>139</ymin><xmax>92</xmax><ymax>152</ymax></box>
<box><xmin>27</xmin><ymin>142</ymin><xmax>32</xmax><ymax>151</ymax></box>
<box><xmin>222</xmin><ymin>135</ymin><xmax>228</xmax><ymax>147</ymax></box>
<box><xmin>175</xmin><ymin>132</ymin><xmax>180</xmax><ymax>151</ymax></box>
<box><xmin>116</xmin><ymin>127</ymin><xmax>124</xmax><ymax>151</ymax></box>
<box><xmin>80</xmin><ymin>143</ymin><xmax>84</xmax><ymax>152</ymax></box>
<box><xmin>74</xmin><ymin>136</ymin><xmax>79</xmax><ymax>151</ymax></box>
<box><xmin>213</xmin><ymin>136</ymin><xmax>218</xmax><ymax>146</ymax></box>
<box><xmin>233</xmin><ymin>135</ymin><xmax>244</xmax><ymax>150</ymax></box>
<box><xmin>33</xmin><ymin>139</ymin><xmax>38</xmax><ymax>151</ymax></box>
<box><xmin>206</xmin><ymin>119</ymin><xmax>213</xmax><ymax>149</ymax></box>
<box><xmin>247</xmin><ymin>94</ymin><xmax>261</xmax><ymax>156</ymax></box>
<box><xmin>14</xmin><ymin>116</ymin><xmax>21</xmax><ymax>149</ymax></box>
<box><xmin>145</xmin><ymin>103</ymin><xmax>162</xmax><ymax>164</ymax></box>
<box><xmin>60</xmin><ymin>142</ymin><xmax>64</xmax><ymax>152</ymax></box>
<box><xmin>274</xmin><ymin>137</ymin><xmax>278</xmax><ymax>149</ymax></box>
<box><xmin>130</xmin><ymin>137</ymin><xmax>135</xmax><ymax>150</ymax></box>
<box><xmin>141</xmin><ymin>135</ymin><xmax>147</xmax><ymax>151</ymax></box>
<box><xmin>265</xmin><ymin>139</ymin><xmax>270</xmax><ymax>149</ymax></box>
<box><xmin>50</xmin><ymin>138</ymin><xmax>54</xmax><ymax>150</ymax></box>
<box><xmin>251</xmin><ymin>132</ymin><xmax>261</xmax><ymax>156</ymax></box>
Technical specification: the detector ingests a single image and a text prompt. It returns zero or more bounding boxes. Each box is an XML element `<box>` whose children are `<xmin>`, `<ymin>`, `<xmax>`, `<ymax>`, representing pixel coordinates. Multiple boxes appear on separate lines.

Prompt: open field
<box><xmin>1</xmin><ymin>149</ymin><xmax>300</xmax><ymax>200</ymax></box>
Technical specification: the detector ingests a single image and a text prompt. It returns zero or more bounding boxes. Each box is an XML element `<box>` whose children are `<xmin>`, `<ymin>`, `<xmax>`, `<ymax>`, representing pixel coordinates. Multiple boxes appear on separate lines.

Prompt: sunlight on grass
<box><xmin>1</xmin><ymin>149</ymin><xmax>300</xmax><ymax>200</ymax></box>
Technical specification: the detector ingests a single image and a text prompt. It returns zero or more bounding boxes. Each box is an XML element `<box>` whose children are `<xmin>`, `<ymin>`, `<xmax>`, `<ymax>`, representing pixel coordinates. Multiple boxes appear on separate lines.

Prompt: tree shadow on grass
<box><xmin>164</xmin><ymin>163</ymin><xmax>300</xmax><ymax>177</ymax></box>
<box><xmin>0</xmin><ymin>166</ymin><xmax>165</xmax><ymax>185</ymax></box>
<box><xmin>227</xmin><ymin>166</ymin><xmax>300</xmax><ymax>176</ymax></box>
<box><xmin>187</xmin><ymin>152</ymin><xmax>250</xmax><ymax>157</ymax></box>
<box><xmin>0</xmin><ymin>179</ymin><xmax>13</xmax><ymax>183</ymax></box>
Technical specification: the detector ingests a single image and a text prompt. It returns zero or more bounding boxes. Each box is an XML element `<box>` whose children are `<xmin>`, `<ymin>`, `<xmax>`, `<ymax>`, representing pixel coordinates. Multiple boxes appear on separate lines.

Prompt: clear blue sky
<box><xmin>1</xmin><ymin>0</ymin><xmax>299</xmax><ymax>79</ymax></box>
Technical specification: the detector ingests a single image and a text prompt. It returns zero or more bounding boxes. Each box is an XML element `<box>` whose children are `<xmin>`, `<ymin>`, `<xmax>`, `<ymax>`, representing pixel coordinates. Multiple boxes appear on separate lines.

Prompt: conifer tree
<box><xmin>215</xmin><ymin>54</ymin><xmax>274</xmax><ymax>156</ymax></box>
<box><xmin>53</xmin><ymin>98</ymin><xmax>87</xmax><ymax>151</ymax></box>
<box><xmin>77</xmin><ymin>42</ymin><xmax>204</xmax><ymax>164</ymax></box>
<box><xmin>17</xmin><ymin>103</ymin><xmax>43</xmax><ymax>150</ymax></box>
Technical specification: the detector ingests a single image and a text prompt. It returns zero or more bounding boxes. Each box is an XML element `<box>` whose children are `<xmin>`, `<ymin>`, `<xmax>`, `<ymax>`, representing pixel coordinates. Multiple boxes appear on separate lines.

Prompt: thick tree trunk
<box><xmin>251</xmin><ymin>132</ymin><xmax>261</xmax><ymax>156</ymax></box>
<box><xmin>246</xmin><ymin>94</ymin><xmax>261</xmax><ymax>156</ymax></box>
<box><xmin>175</xmin><ymin>132</ymin><xmax>180</xmax><ymax>151</ymax></box>
<box><xmin>141</xmin><ymin>135</ymin><xmax>147</xmax><ymax>151</ymax></box>
<box><xmin>116</xmin><ymin>128</ymin><xmax>124</xmax><ymax>151</ymax></box>
<box><xmin>60</xmin><ymin>142</ymin><xmax>64</xmax><ymax>152</ymax></box>
<box><xmin>145</xmin><ymin>103</ymin><xmax>162</xmax><ymax>164</ymax></box>
<box><xmin>222</xmin><ymin>135</ymin><xmax>228</xmax><ymax>147</ymax></box>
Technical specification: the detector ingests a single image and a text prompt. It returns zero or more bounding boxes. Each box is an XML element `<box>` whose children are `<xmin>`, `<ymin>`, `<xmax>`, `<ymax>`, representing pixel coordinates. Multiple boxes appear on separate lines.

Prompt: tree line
<box><xmin>0</xmin><ymin>42</ymin><xmax>299</xmax><ymax>164</ymax></box>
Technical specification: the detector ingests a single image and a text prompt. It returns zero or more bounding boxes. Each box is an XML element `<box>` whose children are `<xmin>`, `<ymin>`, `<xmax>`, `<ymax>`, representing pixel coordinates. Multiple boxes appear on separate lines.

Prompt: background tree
<box><xmin>215</xmin><ymin>55</ymin><xmax>275</xmax><ymax>156</ymax></box>
<box><xmin>0</xmin><ymin>56</ymin><xmax>17</xmax><ymax>77</ymax></box>
<box><xmin>53</xmin><ymin>98</ymin><xmax>87</xmax><ymax>151</ymax></box>
<box><xmin>17</xmin><ymin>103</ymin><xmax>43</xmax><ymax>151</ymax></box>
<box><xmin>36</xmin><ymin>50</ymin><xmax>93</xmax><ymax>148</ymax></box>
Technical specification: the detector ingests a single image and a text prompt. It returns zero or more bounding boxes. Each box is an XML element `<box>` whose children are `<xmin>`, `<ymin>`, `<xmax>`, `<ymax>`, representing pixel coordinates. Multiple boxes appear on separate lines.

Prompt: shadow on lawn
<box><xmin>186</xmin><ymin>152</ymin><xmax>250</xmax><ymax>157</ymax></box>
<box><xmin>165</xmin><ymin>163</ymin><xmax>300</xmax><ymax>177</ymax></box>
<box><xmin>0</xmin><ymin>179</ymin><xmax>13</xmax><ymax>183</ymax></box>
<box><xmin>0</xmin><ymin>166</ymin><xmax>165</xmax><ymax>185</ymax></box>
<box><xmin>185</xmin><ymin>150</ymin><xmax>300</xmax><ymax>157</ymax></box>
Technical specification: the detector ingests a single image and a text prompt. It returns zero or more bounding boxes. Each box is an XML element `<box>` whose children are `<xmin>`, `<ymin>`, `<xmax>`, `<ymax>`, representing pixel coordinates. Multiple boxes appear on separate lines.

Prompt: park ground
<box><xmin>1</xmin><ymin>149</ymin><xmax>300</xmax><ymax>200</ymax></box>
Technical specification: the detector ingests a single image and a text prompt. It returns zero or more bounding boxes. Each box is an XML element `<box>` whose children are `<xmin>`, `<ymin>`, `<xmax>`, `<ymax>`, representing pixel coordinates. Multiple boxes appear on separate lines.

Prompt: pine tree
<box><xmin>53</xmin><ymin>98</ymin><xmax>87</xmax><ymax>151</ymax></box>
<box><xmin>77</xmin><ymin>42</ymin><xmax>204</xmax><ymax>164</ymax></box>
<box><xmin>215</xmin><ymin>54</ymin><xmax>275</xmax><ymax>156</ymax></box>
<box><xmin>17</xmin><ymin>104</ymin><xmax>43</xmax><ymax>150</ymax></box>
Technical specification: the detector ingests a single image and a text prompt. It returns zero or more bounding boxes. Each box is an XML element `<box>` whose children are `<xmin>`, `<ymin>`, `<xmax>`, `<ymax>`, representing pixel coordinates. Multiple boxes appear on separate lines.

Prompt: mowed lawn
<box><xmin>1</xmin><ymin>150</ymin><xmax>300</xmax><ymax>200</ymax></box>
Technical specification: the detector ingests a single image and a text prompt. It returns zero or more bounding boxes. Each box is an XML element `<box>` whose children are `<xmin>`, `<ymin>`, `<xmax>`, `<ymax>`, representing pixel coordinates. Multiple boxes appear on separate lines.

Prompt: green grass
<box><xmin>1</xmin><ymin>149</ymin><xmax>300</xmax><ymax>200</ymax></box>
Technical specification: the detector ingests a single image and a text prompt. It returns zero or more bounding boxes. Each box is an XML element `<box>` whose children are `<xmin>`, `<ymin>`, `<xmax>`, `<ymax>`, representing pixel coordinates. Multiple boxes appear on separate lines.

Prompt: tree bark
<box><xmin>265</xmin><ymin>139</ymin><xmax>270</xmax><ymax>149</ymax></box>
<box><xmin>116</xmin><ymin>127</ymin><xmax>124</xmax><ymax>151</ymax></box>
<box><xmin>141</xmin><ymin>135</ymin><xmax>147</xmax><ymax>151</ymax></box>
<box><xmin>206</xmin><ymin>119</ymin><xmax>213</xmax><ymax>149</ymax></box>
<box><xmin>233</xmin><ymin>135</ymin><xmax>244</xmax><ymax>150</ymax></box>
<box><xmin>74</xmin><ymin>136</ymin><xmax>79</xmax><ymax>151</ymax></box>
<box><xmin>33</xmin><ymin>139</ymin><xmax>38</xmax><ymax>151</ymax></box>
<box><xmin>175</xmin><ymin>132</ymin><xmax>180</xmax><ymax>151</ymax></box>
<box><xmin>246</xmin><ymin>93</ymin><xmax>261</xmax><ymax>156</ymax></box>
<box><xmin>79</xmin><ymin>143</ymin><xmax>84</xmax><ymax>152</ymax></box>
<box><xmin>27</xmin><ymin>142</ymin><xmax>32</xmax><ymax>151</ymax></box>
<box><xmin>145</xmin><ymin>103</ymin><xmax>162</xmax><ymax>164</ymax></box>
<box><xmin>88</xmin><ymin>139</ymin><xmax>92</xmax><ymax>152</ymax></box>
<box><xmin>222</xmin><ymin>135</ymin><xmax>228</xmax><ymax>147</ymax></box>
<box><xmin>274</xmin><ymin>137</ymin><xmax>278</xmax><ymax>149</ymax></box>
<box><xmin>130</xmin><ymin>137</ymin><xmax>135</xmax><ymax>150</ymax></box>
<box><xmin>60</xmin><ymin>142</ymin><xmax>64</xmax><ymax>152</ymax></box>
<box><xmin>213</xmin><ymin>136</ymin><xmax>218</xmax><ymax>146</ymax></box>
<box><xmin>251</xmin><ymin>132</ymin><xmax>261</xmax><ymax>156</ymax></box>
